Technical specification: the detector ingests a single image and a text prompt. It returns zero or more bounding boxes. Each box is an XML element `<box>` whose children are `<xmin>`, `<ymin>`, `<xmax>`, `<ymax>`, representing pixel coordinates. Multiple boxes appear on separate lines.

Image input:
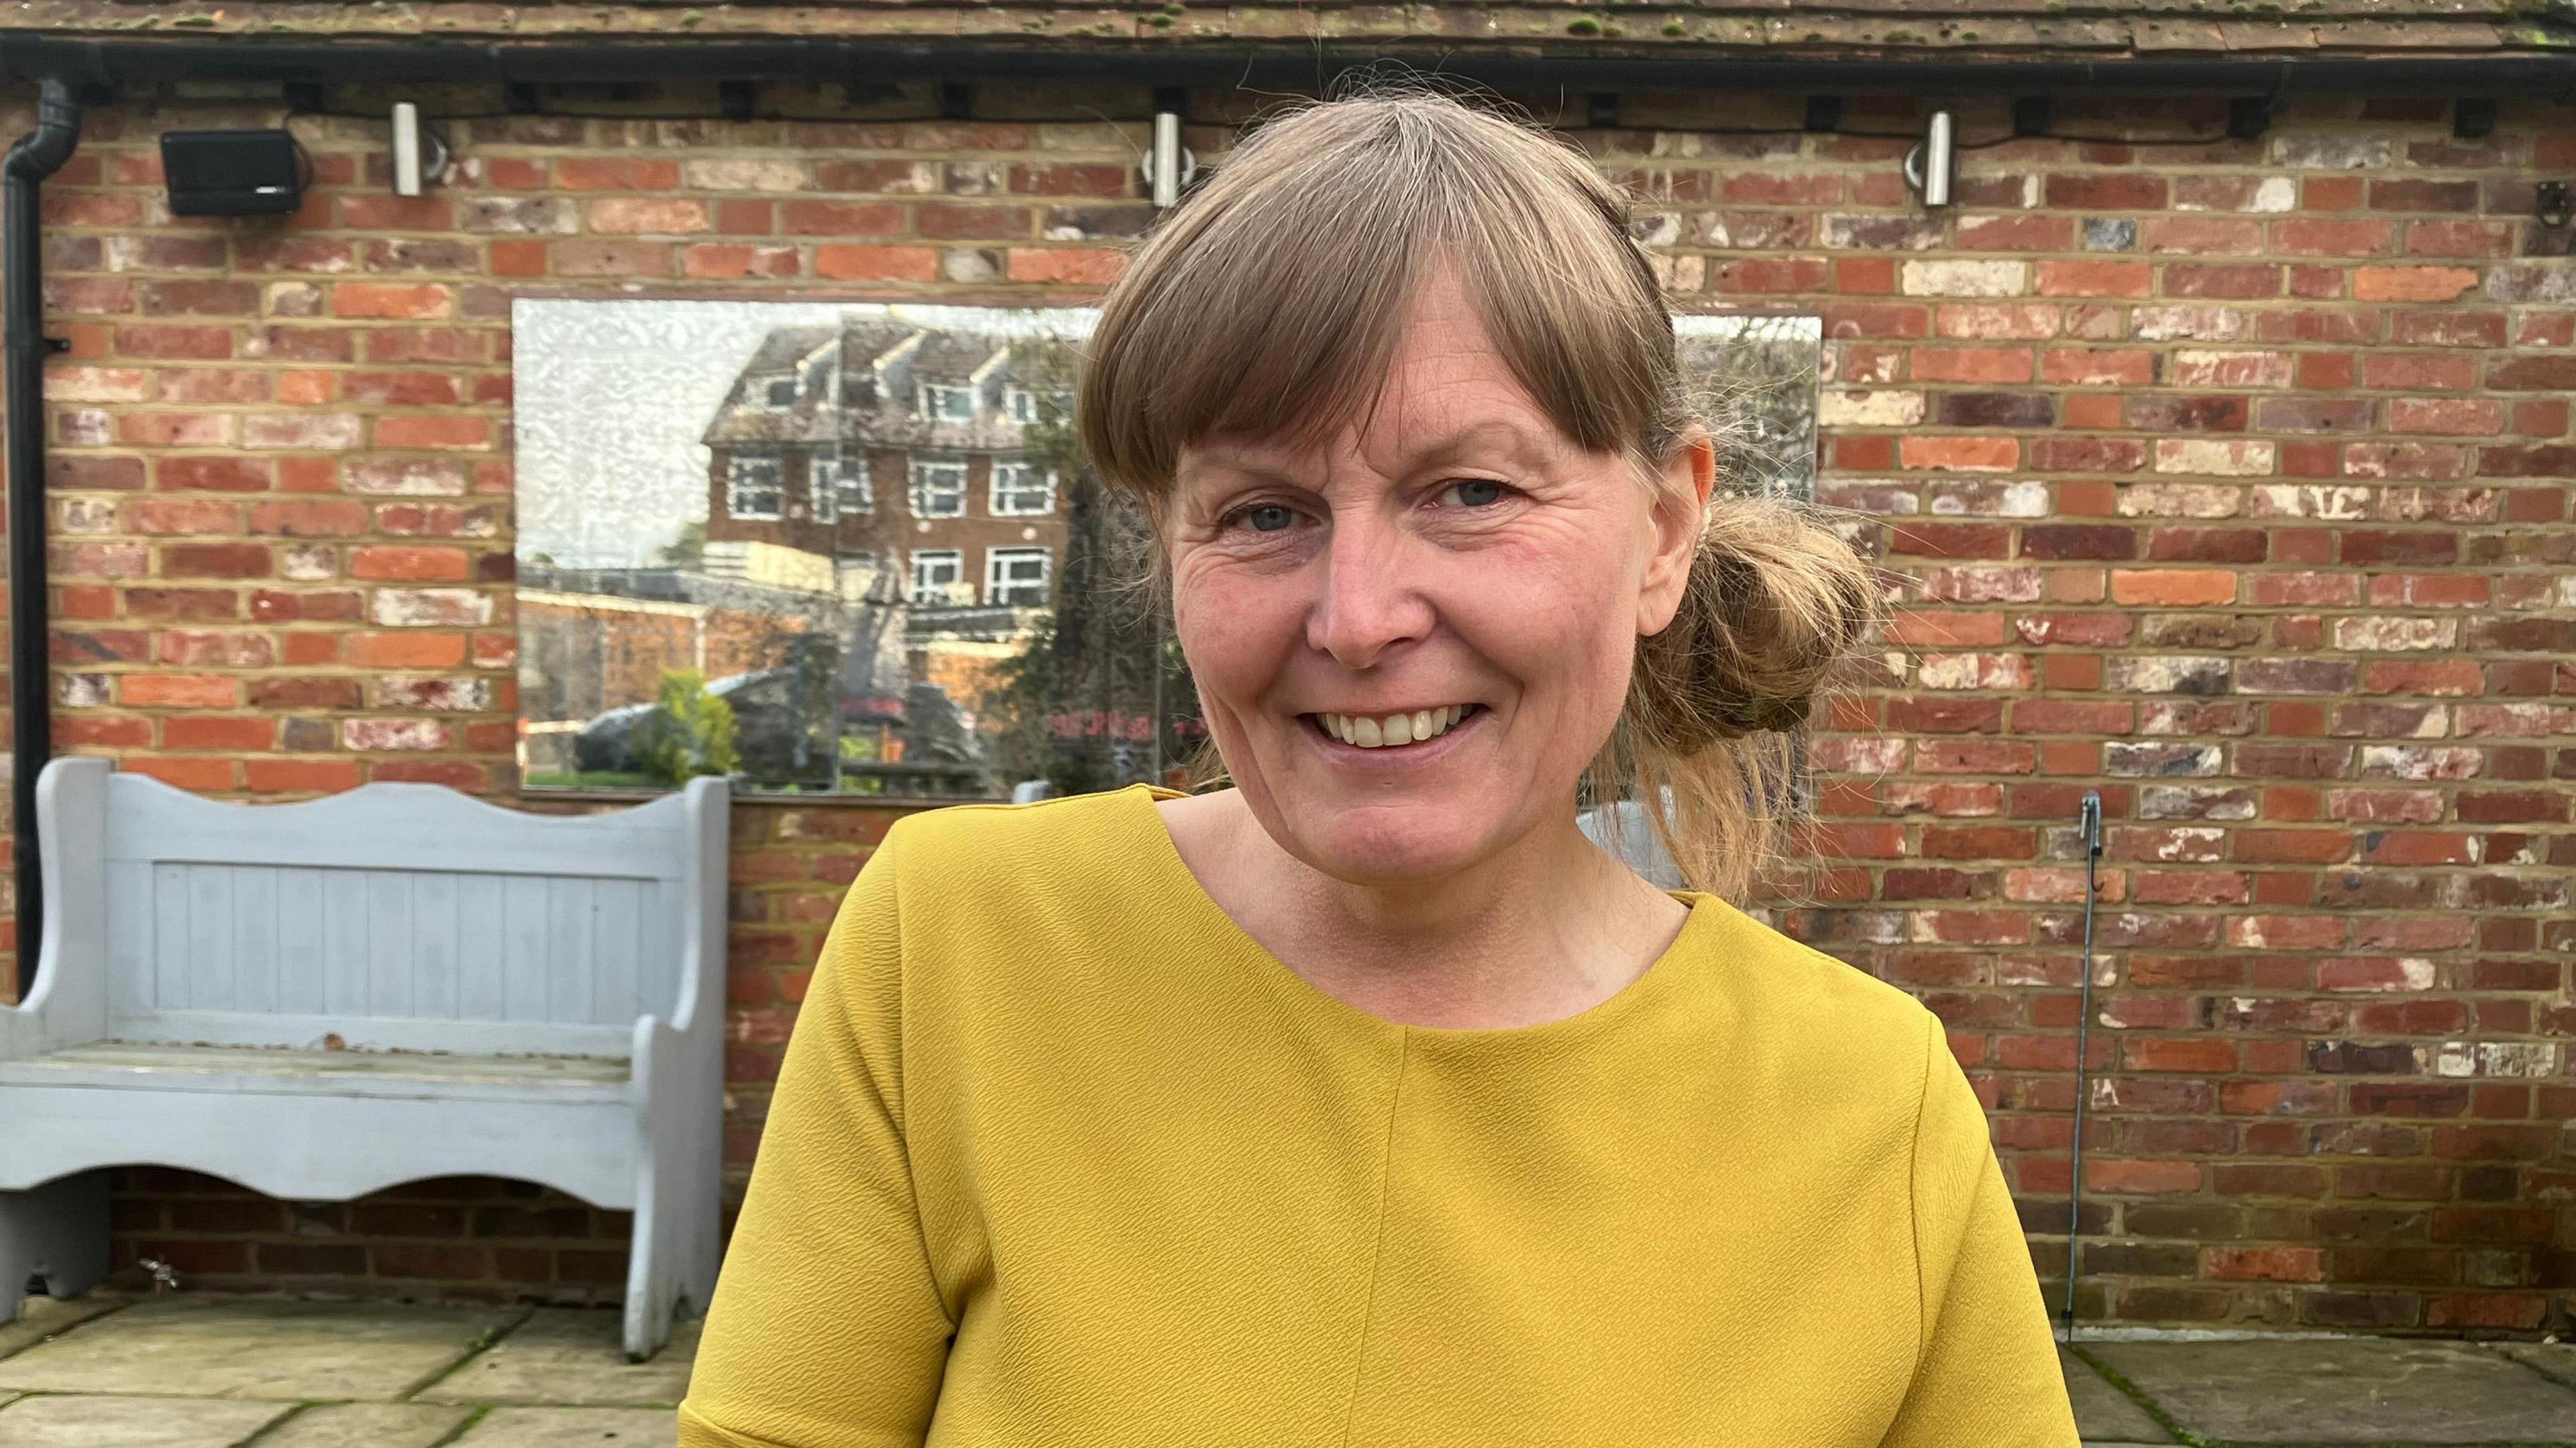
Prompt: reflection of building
<box><xmin>700</xmin><ymin>319</ymin><xmax>1070</xmax><ymax>638</ymax></box>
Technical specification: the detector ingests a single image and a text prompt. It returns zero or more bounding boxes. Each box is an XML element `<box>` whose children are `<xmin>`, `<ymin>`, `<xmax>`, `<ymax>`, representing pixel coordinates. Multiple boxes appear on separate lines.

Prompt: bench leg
<box><xmin>0</xmin><ymin>1171</ymin><xmax>111</xmax><ymax>1320</ymax></box>
<box><xmin>621</xmin><ymin>1143</ymin><xmax>720</xmax><ymax>1363</ymax></box>
<box><xmin>621</xmin><ymin>1194</ymin><xmax>668</xmax><ymax>1363</ymax></box>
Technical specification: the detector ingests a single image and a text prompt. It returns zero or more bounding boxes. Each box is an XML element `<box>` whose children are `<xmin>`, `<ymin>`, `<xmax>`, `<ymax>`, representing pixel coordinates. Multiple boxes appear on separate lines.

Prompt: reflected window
<box><xmin>923</xmin><ymin>384</ymin><xmax>977</xmax><ymax>421</ymax></box>
<box><xmin>991</xmin><ymin>461</ymin><xmax>1056</xmax><ymax>518</ymax></box>
<box><xmin>810</xmin><ymin>451</ymin><xmax>838</xmax><ymax>524</ymax></box>
<box><xmin>909</xmin><ymin>457</ymin><xmax>967</xmax><ymax>518</ymax></box>
<box><xmin>761</xmin><ymin>375</ymin><xmax>797</xmax><ymax>407</ymax></box>
<box><xmin>910</xmin><ymin>549</ymin><xmax>965</xmax><ymax>606</ymax></box>
<box><xmin>986</xmin><ymin>547</ymin><xmax>1051</xmax><ymax>606</ymax></box>
<box><xmin>727</xmin><ymin>453</ymin><xmax>783</xmax><ymax>520</ymax></box>
<box><xmin>824</xmin><ymin>445</ymin><xmax>873</xmax><ymax>514</ymax></box>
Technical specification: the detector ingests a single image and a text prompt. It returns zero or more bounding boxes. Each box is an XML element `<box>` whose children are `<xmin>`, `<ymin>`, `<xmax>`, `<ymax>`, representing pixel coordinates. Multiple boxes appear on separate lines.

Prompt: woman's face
<box><xmin>1166</xmin><ymin>271</ymin><xmax>1707</xmax><ymax>886</ymax></box>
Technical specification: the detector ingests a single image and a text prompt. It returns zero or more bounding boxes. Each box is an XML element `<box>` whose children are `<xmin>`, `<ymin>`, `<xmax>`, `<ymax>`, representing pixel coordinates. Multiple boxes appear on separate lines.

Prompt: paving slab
<box><xmin>447</xmin><ymin>1406</ymin><xmax>678</xmax><ymax>1447</ymax></box>
<box><xmin>2496</xmin><ymin>1340</ymin><xmax>2576</xmax><ymax>1389</ymax></box>
<box><xmin>0</xmin><ymin>1295</ymin><xmax>127</xmax><ymax>1363</ymax></box>
<box><xmin>417</xmin><ymin>1309</ymin><xmax>696</xmax><ymax>1408</ymax></box>
<box><xmin>254</xmin><ymin>1402</ymin><xmax>473</xmax><ymax>1448</ymax></box>
<box><xmin>2084</xmin><ymin>1337</ymin><xmax>2576</xmax><ymax>1445</ymax></box>
<box><xmin>2061</xmin><ymin>1347</ymin><xmax>2174</xmax><ymax>1444</ymax></box>
<box><xmin>0</xmin><ymin>1296</ymin><xmax>517</xmax><ymax>1402</ymax></box>
<box><xmin>0</xmin><ymin>1394</ymin><xmax>288</xmax><ymax>1447</ymax></box>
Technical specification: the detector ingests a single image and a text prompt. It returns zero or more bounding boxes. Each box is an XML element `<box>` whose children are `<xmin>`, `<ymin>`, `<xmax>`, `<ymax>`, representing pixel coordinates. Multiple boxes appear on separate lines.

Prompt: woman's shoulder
<box><xmin>874</xmin><ymin>784</ymin><xmax>1163</xmax><ymax>913</ymax></box>
<box><xmin>1680</xmin><ymin>894</ymin><xmax>1943</xmax><ymax>1072</ymax></box>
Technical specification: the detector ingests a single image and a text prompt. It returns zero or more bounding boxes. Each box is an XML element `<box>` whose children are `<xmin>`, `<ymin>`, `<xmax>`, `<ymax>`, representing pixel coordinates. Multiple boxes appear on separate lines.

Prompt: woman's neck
<box><xmin>1155</xmin><ymin>787</ymin><xmax>1690</xmax><ymax>1030</ymax></box>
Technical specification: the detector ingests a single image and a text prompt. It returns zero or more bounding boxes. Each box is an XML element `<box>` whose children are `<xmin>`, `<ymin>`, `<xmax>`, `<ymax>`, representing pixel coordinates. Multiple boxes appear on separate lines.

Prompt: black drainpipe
<box><xmin>5</xmin><ymin>75</ymin><xmax>80</xmax><ymax>999</ymax></box>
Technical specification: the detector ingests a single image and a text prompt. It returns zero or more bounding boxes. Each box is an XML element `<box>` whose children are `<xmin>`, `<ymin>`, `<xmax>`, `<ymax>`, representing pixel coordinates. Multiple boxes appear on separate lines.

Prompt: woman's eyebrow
<box><xmin>1175</xmin><ymin>452</ymin><xmax>1305</xmax><ymax>488</ymax></box>
<box><xmin>1409</xmin><ymin>419</ymin><xmax>1551</xmax><ymax>470</ymax></box>
<box><xmin>1181</xmin><ymin>419</ymin><xmax>1551</xmax><ymax>480</ymax></box>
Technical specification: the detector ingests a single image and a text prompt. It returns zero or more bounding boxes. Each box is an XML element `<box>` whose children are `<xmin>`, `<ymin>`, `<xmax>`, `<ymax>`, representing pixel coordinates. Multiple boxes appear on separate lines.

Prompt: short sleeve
<box><xmin>678</xmin><ymin>826</ymin><xmax>955</xmax><ymax>1447</ymax></box>
<box><xmin>1879</xmin><ymin>1013</ymin><xmax>2082</xmax><ymax>1448</ymax></box>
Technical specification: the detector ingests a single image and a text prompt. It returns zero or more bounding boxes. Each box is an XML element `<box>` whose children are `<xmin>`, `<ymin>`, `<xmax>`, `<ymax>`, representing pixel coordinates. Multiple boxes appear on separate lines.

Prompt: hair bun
<box><xmin>1627</xmin><ymin>496</ymin><xmax>1875</xmax><ymax>753</ymax></box>
<box><xmin>1712</xmin><ymin>691</ymin><xmax>1813</xmax><ymax>738</ymax></box>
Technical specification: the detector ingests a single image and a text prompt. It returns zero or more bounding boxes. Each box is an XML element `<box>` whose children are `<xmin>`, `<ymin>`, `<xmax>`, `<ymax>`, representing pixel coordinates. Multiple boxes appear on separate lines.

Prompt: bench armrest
<box><xmin>1</xmin><ymin>757</ymin><xmax>112</xmax><ymax>1060</ymax></box>
<box><xmin>665</xmin><ymin>775</ymin><xmax>732</xmax><ymax>1040</ymax></box>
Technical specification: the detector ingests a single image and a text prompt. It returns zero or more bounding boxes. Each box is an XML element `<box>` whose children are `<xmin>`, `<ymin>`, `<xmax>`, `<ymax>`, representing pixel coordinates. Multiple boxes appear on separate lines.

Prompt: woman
<box><xmin>680</xmin><ymin>90</ymin><xmax>2080</xmax><ymax>1447</ymax></box>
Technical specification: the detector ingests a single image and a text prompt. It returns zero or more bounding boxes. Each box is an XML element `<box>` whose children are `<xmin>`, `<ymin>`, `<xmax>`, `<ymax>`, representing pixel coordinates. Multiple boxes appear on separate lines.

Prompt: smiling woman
<box><xmin>680</xmin><ymin>87</ymin><xmax>2081</xmax><ymax>1448</ymax></box>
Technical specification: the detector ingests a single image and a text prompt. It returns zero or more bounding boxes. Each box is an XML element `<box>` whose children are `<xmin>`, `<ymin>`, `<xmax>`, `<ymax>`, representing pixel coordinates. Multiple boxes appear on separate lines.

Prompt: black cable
<box><xmin>2061</xmin><ymin>791</ymin><xmax>2104</xmax><ymax>1341</ymax></box>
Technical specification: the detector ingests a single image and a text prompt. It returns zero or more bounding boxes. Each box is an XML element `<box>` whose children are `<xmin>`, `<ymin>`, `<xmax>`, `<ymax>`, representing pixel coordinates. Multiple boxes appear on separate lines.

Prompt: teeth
<box><xmin>1320</xmin><ymin>706</ymin><xmax>1473</xmax><ymax>750</ymax></box>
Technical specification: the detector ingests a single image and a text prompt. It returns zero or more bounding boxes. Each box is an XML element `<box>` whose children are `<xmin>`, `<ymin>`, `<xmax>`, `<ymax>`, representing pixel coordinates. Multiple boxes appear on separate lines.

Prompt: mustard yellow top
<box><xmin>678</xmin><ymin>785</ymin><xmax>2079</xmax><ymax>1447</ymax></box>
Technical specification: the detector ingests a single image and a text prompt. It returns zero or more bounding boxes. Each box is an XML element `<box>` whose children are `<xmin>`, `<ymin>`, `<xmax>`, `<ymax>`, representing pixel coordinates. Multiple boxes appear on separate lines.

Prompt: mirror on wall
<box><xmin>511</xmin><ymin>299</ymin><xmax>1819</xmax><ymax>802</ymax></box>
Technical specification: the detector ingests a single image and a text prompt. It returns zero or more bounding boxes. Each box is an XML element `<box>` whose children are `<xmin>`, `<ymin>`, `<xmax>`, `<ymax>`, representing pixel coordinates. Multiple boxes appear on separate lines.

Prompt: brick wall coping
<box><xmin>1</xmin><ymin>1</ymin><xmax>2570</xmax><ymax>62</ymax></box>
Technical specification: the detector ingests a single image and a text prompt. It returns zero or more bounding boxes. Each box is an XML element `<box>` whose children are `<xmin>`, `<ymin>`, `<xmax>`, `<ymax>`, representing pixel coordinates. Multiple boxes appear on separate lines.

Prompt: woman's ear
<box><xmin>1638</xmin><ymin>435</ymin><xmax>1713</xmax><ymax>638</ymax></box>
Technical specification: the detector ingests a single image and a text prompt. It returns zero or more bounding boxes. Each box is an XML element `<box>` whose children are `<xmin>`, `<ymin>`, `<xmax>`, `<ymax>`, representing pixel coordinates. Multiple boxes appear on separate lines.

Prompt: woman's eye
<box><xmin>1236</xmin><ymin>504</ymin><xmax>1295</xmax><ymax>533</ymax></box>
<box><xmin>1442</xmin><ymin>478</ymin><xmax>1509</xmax><ymax>507</ymax></box>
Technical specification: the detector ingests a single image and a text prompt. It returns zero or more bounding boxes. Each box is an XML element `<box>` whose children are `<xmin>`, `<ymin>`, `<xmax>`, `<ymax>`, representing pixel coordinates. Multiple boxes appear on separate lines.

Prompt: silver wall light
<box><xmin>390</xmin><ymin>102</ymin><xmax>451</xmax><ymax>198</ymax></box>
<box><xmin>1140</xmin><ymin>89</ymin><xmax>1197</xmax><ymax>209</ymax></box>
<box><xmin>1903</xmin><ymin>109</ymin><xmax>1955</xmax><ymax>209</ymax></box>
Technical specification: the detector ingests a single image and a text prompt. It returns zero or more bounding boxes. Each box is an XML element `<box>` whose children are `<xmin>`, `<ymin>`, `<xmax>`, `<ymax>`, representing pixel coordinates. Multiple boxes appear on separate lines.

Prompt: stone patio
<box><xmin>0</xmin><ymin>1294</ymin><xmax>690</xmax><ymax>1447</ymax></box>
<box><xmin>2</xmin><ymin>1291</ymin><xmax>2574</xmax><ymax>1445</ymax></box>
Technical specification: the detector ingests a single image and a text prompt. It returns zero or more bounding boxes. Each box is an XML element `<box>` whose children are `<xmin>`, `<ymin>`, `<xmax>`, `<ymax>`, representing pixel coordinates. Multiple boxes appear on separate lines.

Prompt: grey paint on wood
<box><xmin>0</xmin><ymin>759</ymin><xmax>731</xmax><ymax>1360</ymax></box>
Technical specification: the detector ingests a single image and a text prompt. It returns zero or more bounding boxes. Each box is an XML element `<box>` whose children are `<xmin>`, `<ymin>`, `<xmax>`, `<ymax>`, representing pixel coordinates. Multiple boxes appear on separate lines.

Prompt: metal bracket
<box><xmin>2536</xmin><ymin>180</ymin><xmax>2573</xmax><ymax>229</ymax></box>
<box><xmin>2225</xmin><ymin>94</ymin><xmax>2272</xmax><ymax>140</ymax></box>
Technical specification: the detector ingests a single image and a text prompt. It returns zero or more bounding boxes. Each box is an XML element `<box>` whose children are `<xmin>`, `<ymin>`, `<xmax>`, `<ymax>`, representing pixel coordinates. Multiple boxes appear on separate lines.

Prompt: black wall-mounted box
<box><xmin>158</xmin><ymin>129</ymin><xmax>303</xmax><ymax>217</ymax></box>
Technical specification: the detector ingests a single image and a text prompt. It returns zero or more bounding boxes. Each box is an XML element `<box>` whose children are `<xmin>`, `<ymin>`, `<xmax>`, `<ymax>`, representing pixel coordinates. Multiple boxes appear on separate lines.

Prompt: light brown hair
<box><xmin>1076</xmin><ymin>86</ymin><xmax>1878</xmax><ymax>901</ymax></box>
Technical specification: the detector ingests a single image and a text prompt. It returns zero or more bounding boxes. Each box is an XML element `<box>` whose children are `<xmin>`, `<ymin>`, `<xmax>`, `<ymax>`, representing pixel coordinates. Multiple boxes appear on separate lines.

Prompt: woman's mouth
<box><xmin>1307</xmin><ymin>704</ymin><xmax>1480</xmax><ymax>749</ymax></box>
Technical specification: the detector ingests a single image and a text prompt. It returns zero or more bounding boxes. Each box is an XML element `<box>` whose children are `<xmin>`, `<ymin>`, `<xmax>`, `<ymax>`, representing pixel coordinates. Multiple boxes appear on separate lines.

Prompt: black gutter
<box><xmin>1</xmin><ymin>35</ymin><xmax>2573</xmax><ymax>99</ymax></box>
<box><xmin>4</xmin><ymin>74</ymin><xmax>78</xmax><ymax>1001</ymax></box>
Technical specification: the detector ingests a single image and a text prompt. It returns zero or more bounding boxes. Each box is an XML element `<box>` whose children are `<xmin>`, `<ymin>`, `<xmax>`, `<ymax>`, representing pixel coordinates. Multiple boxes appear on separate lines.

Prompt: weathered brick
<box><xmin>2155</xmin><ymin>439</ymin><xmax>2275</xmax><ymax>478</ymax></box>
<box><xmin>1899</xmin><ymin>260</ymin><xmax>2028</xmax><ymax>298</ymax></box>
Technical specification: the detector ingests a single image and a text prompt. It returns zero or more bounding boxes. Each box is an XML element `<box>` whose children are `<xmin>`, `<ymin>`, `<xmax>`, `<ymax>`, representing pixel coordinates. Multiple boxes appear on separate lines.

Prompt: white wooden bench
<box><xmin>0</xmin><ymin>757</ymin><xmax>728</xmax><ymax>1359</ymax></box>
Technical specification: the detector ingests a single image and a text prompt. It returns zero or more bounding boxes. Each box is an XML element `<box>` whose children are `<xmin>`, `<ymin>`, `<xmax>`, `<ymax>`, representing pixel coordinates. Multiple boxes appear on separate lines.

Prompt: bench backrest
<box><xmin>42</xmin><ymin>763</ymin><xmax>725</xmax><ymax>1058</ymax></box>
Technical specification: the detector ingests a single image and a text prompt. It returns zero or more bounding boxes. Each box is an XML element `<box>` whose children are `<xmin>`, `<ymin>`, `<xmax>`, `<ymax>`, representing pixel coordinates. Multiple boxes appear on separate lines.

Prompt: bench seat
<box><xmin>0</xmin><ymin>1042</ymin><xmax>633</xmax><ymax>1101</ymax></box>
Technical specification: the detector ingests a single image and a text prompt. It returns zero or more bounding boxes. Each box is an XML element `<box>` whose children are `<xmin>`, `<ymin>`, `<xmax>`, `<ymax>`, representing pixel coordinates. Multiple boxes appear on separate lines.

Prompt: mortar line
<box><xmin>2483</xmin><ymin>1340</ymin><xmax>2576</xmax><ymax>1396</ymax></box>
<box><xmin>399</xmin><ymin>1307</ymin><xmax>535</xmax><ymax>1402</ymax></box>
<box><xmin>2068</xmin><ymin>1343</ymin><xmax>2208</xmax><ymax>1448</ymax></box>
<box><xmin>425</xmin><ymin>1402</ymin><xmax>494</xmax><ymax>1448</ymax></box>
<box><xmin>0</xmin><ymin>1292</ymin><xmax>136</xmax><ymax>1366</ymax></box>
<box><xmin>233</xmin><ymin>1401</ymin><xmax>323</xmax><ymax>1447</ymax></box>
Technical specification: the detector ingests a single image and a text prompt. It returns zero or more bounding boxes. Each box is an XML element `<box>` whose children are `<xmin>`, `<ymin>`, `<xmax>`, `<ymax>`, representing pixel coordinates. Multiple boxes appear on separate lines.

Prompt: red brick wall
<box><xmin>3</xmin><ymin>82</ymin><xmax>2570</xmax><ymax>1333</ymax></box>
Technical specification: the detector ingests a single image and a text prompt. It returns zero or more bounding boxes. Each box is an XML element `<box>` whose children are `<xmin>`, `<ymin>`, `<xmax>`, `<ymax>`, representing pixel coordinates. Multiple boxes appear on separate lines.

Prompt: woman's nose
<box><xmin>1306</xmin><ymin>510</ymin><xmax>1432</xmax><ymax>671</ymax></box>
